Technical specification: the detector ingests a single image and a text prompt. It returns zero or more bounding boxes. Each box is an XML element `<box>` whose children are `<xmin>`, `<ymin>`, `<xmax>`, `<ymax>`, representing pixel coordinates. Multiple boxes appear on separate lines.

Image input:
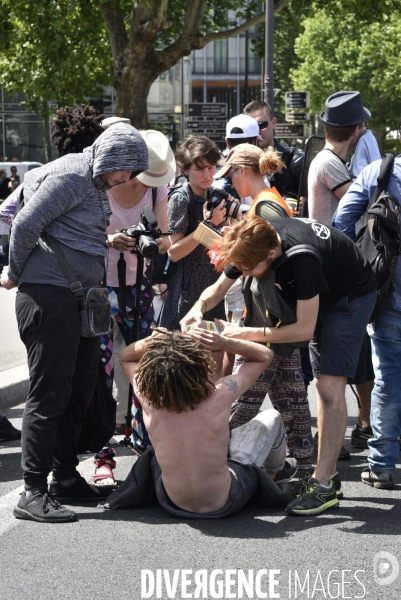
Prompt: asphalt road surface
<box><xmin>1</xmin><ymin>384</ymin><xmax>401</xmax><ymax>600</ymax></box>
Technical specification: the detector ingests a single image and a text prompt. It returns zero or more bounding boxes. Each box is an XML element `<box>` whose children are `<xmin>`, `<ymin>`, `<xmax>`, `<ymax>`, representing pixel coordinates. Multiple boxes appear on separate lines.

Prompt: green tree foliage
<box><xmin>290</xmin><ymin>0</ymin><xmax>401</xmax><ymax>144</ymax></box>
<box><xmin>0</xmin><ymin>0</ymin><xmax>291</xmax><ymax>129</ymax></box>
<box><xmin>0</xmin><ymin>1</ymin><xmax>111</xmax><ymax>114</ymax></box>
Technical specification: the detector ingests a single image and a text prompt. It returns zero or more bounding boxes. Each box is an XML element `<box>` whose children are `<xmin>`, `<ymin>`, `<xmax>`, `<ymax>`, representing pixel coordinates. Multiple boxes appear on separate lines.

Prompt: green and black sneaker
<box><xmin>286</xmin><ymin>477</ymin><xmax>340</xmax><ymax>516</ymax></box>
<box><xmin>290</xmin><ymin>471</ymin><xmax>343</xmax><ymax>499</ymax></box>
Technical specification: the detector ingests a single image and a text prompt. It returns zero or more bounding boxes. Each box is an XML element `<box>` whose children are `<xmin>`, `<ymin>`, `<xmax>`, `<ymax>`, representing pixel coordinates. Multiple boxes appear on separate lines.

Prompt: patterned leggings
<box><xmin>230</xmin><ymin>348</ymin><xmax>313</xmax><ymax>468</ymax></box>
<box><xmin>99</xmin><ymin>279</ymin><xmax>154</xmax><ymax>452</ymax></box>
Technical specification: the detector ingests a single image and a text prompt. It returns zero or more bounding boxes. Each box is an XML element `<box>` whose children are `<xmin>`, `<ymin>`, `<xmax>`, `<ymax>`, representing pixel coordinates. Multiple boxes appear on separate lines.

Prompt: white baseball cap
<box><xmin>226</xmin><ymin>114</ymin><xmax>262</xmax><ymax>140</ymax></box>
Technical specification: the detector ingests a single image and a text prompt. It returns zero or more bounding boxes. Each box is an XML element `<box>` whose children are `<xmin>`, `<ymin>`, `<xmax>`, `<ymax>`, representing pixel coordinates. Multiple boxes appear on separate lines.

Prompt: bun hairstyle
<box><xmin>259</xmin><ymin>147</ymin><xmax>285</xmax><ymax>176</ymax></box>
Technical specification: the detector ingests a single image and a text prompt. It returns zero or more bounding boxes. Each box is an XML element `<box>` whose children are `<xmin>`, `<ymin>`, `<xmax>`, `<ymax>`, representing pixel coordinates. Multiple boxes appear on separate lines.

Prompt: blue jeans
<box><xmin>367</xmin><ymin>305</ymin><xmax>401</xmax><ymax>473</ymax></box>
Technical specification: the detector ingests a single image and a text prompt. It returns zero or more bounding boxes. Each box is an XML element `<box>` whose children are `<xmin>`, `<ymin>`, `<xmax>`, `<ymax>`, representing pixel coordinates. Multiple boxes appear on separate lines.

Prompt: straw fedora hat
<box><xmin>136</xmin><ymin>130</ymin><xmax>176</xmax><ymax>187</ymax></box>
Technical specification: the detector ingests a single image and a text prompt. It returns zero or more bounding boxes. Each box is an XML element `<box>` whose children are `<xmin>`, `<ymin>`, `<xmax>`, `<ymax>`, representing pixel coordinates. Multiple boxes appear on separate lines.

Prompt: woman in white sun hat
<box><xmin>93</xmin><ymin>130</ymin><xmax>176</xmax><ymax>484</ymax></box>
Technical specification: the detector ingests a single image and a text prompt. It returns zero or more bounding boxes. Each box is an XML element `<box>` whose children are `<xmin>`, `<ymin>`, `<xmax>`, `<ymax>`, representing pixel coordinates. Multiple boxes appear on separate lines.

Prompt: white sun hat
<box><xmin>136</xmin><ymin>130</ymin><xmax>176</xmax><ymax>187</ymax></box>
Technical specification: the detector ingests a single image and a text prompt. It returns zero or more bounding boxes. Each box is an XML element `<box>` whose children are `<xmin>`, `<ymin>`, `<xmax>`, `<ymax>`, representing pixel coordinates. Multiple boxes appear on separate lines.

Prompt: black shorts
<box><xmin>347</xmin><ymin>331</ymin><xmax>374</xmax><ymax>385</ymax></box>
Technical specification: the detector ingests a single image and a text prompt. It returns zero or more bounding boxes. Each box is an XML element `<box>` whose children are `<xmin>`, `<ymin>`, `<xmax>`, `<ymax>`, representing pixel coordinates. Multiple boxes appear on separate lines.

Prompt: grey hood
<box><xmin>83</xmin><ymin>122</ymin><xmax>149</xmax><ymax>188</ymax></box>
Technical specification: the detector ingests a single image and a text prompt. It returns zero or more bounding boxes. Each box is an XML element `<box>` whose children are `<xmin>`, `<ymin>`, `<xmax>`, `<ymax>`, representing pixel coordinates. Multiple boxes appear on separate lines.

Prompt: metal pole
<box><xmin>244</xmin><ymin>28</ymin><xmax>249</xmax><ymax>106</ymax></box>
<box><xmin>236</xmin><ymin>33</ymin><xmax>241</xmax><ymax>114</ymax></box>
<box><xmin>263</xmin><ymin>0</ymin><xmax>274</xmax><ymax>112</ymax></box>
<box><xmin>181</xmin><ymin>58</ymin><xmax>185</xmax><ymax>140</ymax></box>
<box><xmin>1</xmin><ymin>88</ymin><xmax>6</xmax><ymax>160</ymax></box>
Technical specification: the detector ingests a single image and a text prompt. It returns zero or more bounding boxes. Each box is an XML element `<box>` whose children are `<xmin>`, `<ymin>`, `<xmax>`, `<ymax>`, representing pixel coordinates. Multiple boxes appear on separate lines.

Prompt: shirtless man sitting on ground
<box><xmin>109</xmin><ymin>327</ymin><xmax>296</xmax><ymax>519</ymax></box>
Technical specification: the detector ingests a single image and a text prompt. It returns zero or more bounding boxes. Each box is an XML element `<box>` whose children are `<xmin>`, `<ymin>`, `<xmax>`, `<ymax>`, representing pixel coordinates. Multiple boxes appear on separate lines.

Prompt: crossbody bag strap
<box><xmin>41</xmin><ymin>231</ymin><xmax>85</xmax><ymax>301</ymax></box>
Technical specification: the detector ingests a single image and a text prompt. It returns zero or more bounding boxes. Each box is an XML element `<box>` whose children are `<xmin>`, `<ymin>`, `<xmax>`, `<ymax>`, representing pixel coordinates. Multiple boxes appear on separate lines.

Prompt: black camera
<box><xmin>123</xmin><ymin>205</ymin><xmax>169</xmax><ymax>258</ymax></box>
<box><xmin>207</xmin><ymin>187</ymin><xmax>249</xmax><ymax>221</ymax></box>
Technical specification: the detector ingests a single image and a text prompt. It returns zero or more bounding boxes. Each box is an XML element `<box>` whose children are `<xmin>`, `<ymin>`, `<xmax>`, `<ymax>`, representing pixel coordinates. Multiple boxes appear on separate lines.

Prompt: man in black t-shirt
<box><xmin>181</xmin><ymin>216</ymin><xmax>376</xmax><ymax>516</ymax></box>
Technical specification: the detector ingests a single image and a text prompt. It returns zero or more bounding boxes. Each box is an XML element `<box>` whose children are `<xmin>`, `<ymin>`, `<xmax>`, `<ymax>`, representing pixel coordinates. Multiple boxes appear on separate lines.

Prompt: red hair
<box><xmin>219</xmin><ymin>216</ymin><xmax>279</xmax><ymax>271</ymax></box>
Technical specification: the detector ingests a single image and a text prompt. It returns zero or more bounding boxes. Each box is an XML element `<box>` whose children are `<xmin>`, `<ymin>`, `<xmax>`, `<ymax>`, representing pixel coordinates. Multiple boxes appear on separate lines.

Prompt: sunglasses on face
<box><xmin>258</xmin><ymin>120</ymin><xmax>269</xmax><ymax>130</ymax></box>
<box><xmin>226</xmin><ymin>168</ymin><xmax>238</xmax><ymax>184</ymax></box>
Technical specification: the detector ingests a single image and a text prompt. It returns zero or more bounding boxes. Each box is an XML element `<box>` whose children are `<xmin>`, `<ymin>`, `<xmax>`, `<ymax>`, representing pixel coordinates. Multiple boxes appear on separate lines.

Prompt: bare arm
<box><xmin>187</xmin><ymin>328</ymin><xmax>273</xmax><ymax>401</ymax></box>
<box><xmin>179</xmin><ymin>272</ymin><xmax>236</xmax><ymax>331</ymax></box>
<box><xmin>219</xmin><ymin>295</ymin><xmax>319</xmax><ymax>344</ymax></box>
<box><xmin>333</xmin><ymin>181</ymin><xmax>352</xmax><ymax>200</ymax></box>
<box><xmin>119</xmin><ymin>337</ymin><xmax>149</xmax><ymax>382</ymax></box>
<box><xmin>168</xmin><ymin>199</ymin><xmax>227</xmax><ymax>262</ymax></box>
<box><xmin>167</xmin><ymin>231</ymin><xmax>200</xmax><ymax>262</ymax></box>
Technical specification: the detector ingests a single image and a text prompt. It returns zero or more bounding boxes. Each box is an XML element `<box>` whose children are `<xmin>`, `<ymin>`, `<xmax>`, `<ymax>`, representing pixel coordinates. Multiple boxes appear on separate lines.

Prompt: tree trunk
<box><xmin>115</xmin><ymin>68</ymin><xmax>155</xmax><ymax>129</ymax></box>
<box><xmin>371</xmin><ymin>127</ymin><xmax>386</xmax><ymax>155</ymax></box>
<box><xmin>113</xmin><ymin>42</ymin><xmax>161</xmax><ymax>128</ymax></box>
<box><xmin>41</xmin><ymin>101</ymin><xmax>52</xmax><ymax>163</ymax></box>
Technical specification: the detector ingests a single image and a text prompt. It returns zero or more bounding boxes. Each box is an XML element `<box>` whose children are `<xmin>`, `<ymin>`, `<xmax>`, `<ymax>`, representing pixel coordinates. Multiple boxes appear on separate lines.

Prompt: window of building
<box><xmin>214</xmin><ymin>39</ymin><xmax>228</xmax><ymax>73</ymax></box>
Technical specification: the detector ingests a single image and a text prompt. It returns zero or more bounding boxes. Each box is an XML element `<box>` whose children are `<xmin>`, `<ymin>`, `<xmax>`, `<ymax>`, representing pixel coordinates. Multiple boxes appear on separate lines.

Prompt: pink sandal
<box><xmin>93</xmin><ymin>448</ymin><xmax>117</xmax><ymax>487</ymax></box>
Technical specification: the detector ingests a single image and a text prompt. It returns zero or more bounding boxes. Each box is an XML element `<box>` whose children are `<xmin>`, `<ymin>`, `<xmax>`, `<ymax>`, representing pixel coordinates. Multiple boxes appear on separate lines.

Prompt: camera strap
<box><xmin>117</xmin><ymin>251</ymin><xmax>128</xmax><ymax>317</ymax></box>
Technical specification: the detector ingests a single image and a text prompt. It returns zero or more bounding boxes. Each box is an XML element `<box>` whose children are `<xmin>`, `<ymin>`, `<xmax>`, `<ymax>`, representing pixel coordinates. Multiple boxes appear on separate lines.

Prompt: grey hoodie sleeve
<box><xmin>8</xmin><ymin>176</ymin><xmax>84</xmax><ymax>281</ymax></box>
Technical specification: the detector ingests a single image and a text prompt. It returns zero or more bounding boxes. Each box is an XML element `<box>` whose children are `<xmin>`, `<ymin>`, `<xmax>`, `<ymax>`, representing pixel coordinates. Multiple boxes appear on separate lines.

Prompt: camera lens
<box><xmin>225</xmin><ymin>201</ymin><xmax>240</xmax><ymax>220</ymax></box>
<box><xmin>139</xmin><ymin>235</ymin><xmax>159</xmax><ymax>258</ymax></box>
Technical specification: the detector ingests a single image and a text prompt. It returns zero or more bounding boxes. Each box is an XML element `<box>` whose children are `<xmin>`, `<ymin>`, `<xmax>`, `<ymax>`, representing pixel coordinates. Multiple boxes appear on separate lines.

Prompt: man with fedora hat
<box><xmin>308</xmin><ymin>91</ymin><xmax>374</xmax><ymax>462</ymax></box>
<box><xmin>308</xmin><ymin>91</ymin><xmax>371</xmax><ymax>225</ymax></box>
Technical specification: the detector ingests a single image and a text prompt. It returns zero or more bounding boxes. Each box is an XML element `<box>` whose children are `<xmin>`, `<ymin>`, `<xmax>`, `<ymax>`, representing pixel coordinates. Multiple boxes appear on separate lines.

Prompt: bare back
<box><xmin>121</xmin><ymin>330</ymin><xmax>273</xmax><ymax>514</ymax></box>
<box><xmin>134</xmin><ymin>378</ymin><xmax>234</xmax><ymax>513</ymax></box>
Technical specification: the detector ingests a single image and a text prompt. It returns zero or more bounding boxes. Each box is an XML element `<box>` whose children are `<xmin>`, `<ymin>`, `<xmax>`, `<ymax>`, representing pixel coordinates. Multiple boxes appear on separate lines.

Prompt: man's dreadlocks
<box><xmin>52</xmin><ymin>104</ymin><xmax>104</xmax><ymax>156</ymax></box>
<box><xmin>135</xmin><ymin>331</ymin><xmax>216</xmax><ymax>413</ymax></box>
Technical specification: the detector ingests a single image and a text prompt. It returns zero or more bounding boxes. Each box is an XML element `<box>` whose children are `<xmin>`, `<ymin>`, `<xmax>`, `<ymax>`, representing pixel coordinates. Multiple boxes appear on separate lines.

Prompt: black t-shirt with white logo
<box><xmin>224</xmin><ymin>218</ymin><xmax>376</xmax><ymax>313</ymax></box>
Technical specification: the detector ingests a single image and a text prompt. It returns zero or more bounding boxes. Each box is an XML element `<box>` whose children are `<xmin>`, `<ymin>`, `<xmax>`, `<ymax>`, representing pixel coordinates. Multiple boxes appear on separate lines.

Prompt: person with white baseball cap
<box><xmin>215</xmin><ymin>114</ymin><xmax>263</xmax><ymax>203</ymax></box>
<box><xmin>225</xmin><ymin>114</ymin><xmax>263</xmax><ymax>149</ymax></box>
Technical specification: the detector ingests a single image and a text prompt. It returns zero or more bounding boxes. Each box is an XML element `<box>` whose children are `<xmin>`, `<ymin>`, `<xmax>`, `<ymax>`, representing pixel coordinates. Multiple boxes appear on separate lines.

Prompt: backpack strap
<box><xmin>151</xmin><ymin>187</ymin><xmax>157</xmax><ymax>208</ymax></box>
<box><xmin>181</xmin><ymin>181</ymin><xmax>201</xmax><ymax>235</ymax></box>
<box><xmin>368</xmin><ymin>153</ymin><xmax>395</xmax><ymax>209</ymax></box>
<box><xmin>273</xmin><ymin>244</ymin><xmax>322</xmax><ymax>269</ymax></box>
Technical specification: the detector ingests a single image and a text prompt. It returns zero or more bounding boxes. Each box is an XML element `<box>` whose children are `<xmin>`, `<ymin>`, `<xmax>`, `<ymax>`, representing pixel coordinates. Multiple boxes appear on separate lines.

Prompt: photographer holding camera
<box><xmin>97</xmin><ymin>130</ymin><xmax>175</xmax><ymax>467</ymax></box>
<box><xmin>159</xmin><ymin>135</ymin><xmax>234</xmax><ymax>335</ymax></box>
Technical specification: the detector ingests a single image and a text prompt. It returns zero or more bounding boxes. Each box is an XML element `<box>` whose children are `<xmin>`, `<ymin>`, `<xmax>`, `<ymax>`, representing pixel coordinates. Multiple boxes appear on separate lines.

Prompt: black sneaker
<box><xmin>290</xmin><ymin>471</ymin><xmax>343</xmax><ymax>499</ymax></box>
<box><xmin>0</xmin><ymin>417</ymin><xmax>21</xmax><ymax>442</ymax></box>
<box><xmin>314</xmin><ymin>432</ymin><xmax>350</xmax><ymax>460</ymax></box>
<box><xmin>351</xmin><ymin>424</ymin><xmax>373</xmax><ymax>448</ymax></box>
<box><xmin>361</xmin><ymin>468</ymin><xmax>395</xmax><ymax>489</ymax></box>
<box><xmin>14</xmin><ymin>491</ymin><xmax>77</xmax><ymax>523</ymax></box>
<box><xmin>286</xmin><ymin>477</ymin><xmax>339</xmax><ymax>516</ymax></box>
<box><xmin>274</xmin><ymin>458</ymin><xmax>298</xmax><ymax>483</ymax></box>
<box><xmin>49</xmin><ymin>474</ymin><xmax>114</xmax><ymax>503</ymax></box>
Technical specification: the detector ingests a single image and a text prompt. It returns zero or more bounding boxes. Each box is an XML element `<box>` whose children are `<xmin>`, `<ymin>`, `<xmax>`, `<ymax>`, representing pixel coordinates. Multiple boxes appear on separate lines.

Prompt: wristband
<box><xmin>195</xmin><ymin>298</ymin><xmax>208</xmax><ymax>312</ymax></box>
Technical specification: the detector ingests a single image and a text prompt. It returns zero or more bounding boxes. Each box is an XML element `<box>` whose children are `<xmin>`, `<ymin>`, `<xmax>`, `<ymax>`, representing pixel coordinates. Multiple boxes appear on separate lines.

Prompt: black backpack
<box><xmin>355</xmin><ymin>153</ymin><xmax>401</xmax><ymax>322</ymax></box>
<box><xmin>243</xmin><ymin>244</ymin><xmax>322</xmax><ymax>356</ymax></box>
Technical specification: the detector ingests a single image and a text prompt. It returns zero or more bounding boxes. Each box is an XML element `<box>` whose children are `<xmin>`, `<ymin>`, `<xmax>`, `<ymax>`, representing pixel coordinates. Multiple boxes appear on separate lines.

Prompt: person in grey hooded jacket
<box><xmin>1</xmin><ymin>123</ymin><xmax>148</xmax><ymax>524</ymax></box>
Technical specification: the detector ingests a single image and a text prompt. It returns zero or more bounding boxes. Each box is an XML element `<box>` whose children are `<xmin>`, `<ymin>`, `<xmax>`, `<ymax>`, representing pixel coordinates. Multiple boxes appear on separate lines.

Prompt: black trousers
<box><xmin>16</xmin><ymin>284</ymin><xmax>100</xmax><ymax>489</ymax></box>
